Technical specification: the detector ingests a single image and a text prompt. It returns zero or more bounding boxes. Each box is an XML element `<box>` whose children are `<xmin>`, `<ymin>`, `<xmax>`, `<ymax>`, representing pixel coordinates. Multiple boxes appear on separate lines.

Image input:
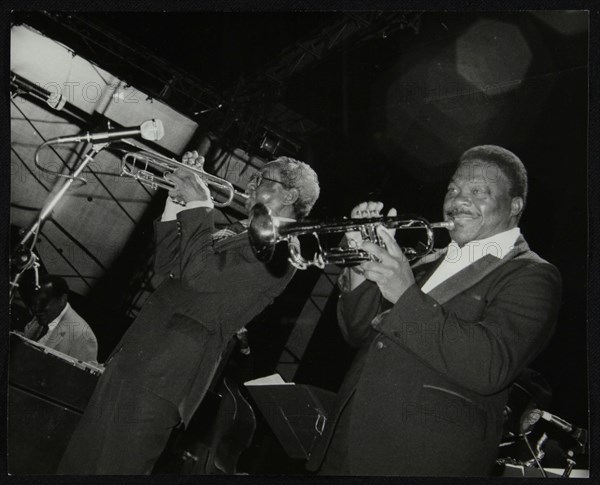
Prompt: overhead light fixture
<box><xmin>260</xmin><ymin>132</ymin><xmax>281</xmax><ymax>155</ymax></box>
<box><xmin>259</xmin><ymin>129</ymin><xmax>301</xmax><ymax>157</ymax></box>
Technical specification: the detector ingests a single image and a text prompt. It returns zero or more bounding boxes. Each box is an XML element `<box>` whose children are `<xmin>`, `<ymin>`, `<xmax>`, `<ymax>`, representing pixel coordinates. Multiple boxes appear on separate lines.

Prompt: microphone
<box><xmin>52</xmin><ymin>119</ymin><xmax>165</xmax><ymax>144</ymax></box>
<box><xmin>539</xmin><ymin>410</ymin><xmax>588</xmax><ymax>444</ymax></box>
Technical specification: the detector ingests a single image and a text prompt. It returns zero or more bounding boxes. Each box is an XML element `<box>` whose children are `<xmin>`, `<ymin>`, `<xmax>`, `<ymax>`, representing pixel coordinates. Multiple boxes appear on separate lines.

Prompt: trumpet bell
<box><xmin>248</xmin><ymin>204</ymin><xmax>454</xmax><ymax>270</ymax></box>
<box><xmin>248</xmin><ymin>203</ymin><xmax>278</xmax><ymax>262</ymax></box>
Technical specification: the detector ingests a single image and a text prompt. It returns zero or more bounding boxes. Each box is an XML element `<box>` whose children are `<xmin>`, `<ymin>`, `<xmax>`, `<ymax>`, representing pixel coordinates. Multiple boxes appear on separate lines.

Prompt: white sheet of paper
<box><xmin>244</xmin><ymin>373</ymin><xmax>294</xmax><ymax>386</ymax></box>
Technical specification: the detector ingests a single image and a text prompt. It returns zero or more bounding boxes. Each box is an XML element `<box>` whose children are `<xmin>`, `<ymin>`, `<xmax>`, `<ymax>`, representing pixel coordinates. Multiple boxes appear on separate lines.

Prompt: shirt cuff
<box><xmin>161</xmin><ymin>198</ymin><xmax>215</xmax><ymax>222</ymax></box>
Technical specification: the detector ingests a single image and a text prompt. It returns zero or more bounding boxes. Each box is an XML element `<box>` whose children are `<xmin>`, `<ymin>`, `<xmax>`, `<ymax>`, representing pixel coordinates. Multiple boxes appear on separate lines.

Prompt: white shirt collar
<box><xmin>49</xmin><ymin>302</ymin><xmax>70</xmax><ymax>329</ymax></box>
<box><xmin>446</xmin><ymin>227</ymin><xmax>521</xmax><ymax>263</ymax></box>
<box><xmin>420</xmin><ymin>227</ymin><xmax>521</xmax><ymax>294</ymax></box>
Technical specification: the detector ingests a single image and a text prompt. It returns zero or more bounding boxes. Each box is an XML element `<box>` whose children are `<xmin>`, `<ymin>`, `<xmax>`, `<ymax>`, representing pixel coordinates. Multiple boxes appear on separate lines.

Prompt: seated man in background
<box><xmin>22</xmin><ymin>274</ymin><xmax>98</xmax><ymax>363</ymax></box>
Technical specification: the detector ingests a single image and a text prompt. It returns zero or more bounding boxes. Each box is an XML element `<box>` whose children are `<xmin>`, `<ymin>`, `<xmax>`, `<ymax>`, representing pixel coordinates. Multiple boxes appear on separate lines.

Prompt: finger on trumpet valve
<box><xmin>182</xmin><ymin>151</ymin><xmax>206</xmax><ymax>170</ymax></box>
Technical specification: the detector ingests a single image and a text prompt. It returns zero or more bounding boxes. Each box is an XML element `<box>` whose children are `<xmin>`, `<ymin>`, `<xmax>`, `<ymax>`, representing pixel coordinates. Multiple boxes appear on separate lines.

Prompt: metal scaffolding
<box><xmin>230</xmin><ymin>12</ymin><xmax>422</xmax><ymax>104</ymax></box>
<box><xmin>26</xmin><ymin>11</ymin><xmax>421</xmax><ymax>153</ymax></box>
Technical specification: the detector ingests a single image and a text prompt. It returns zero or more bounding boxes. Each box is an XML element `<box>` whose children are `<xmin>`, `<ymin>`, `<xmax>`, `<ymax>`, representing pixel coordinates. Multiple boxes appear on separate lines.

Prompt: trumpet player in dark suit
<box><xmin>307</xmin><ymin>145</ymin><xmax>561</xmax><ymax>476</ymax></box>
<box><xmin>58</xmin><ymin>152</ymin><xmax>320</xmax><ymax>474</ymax></box>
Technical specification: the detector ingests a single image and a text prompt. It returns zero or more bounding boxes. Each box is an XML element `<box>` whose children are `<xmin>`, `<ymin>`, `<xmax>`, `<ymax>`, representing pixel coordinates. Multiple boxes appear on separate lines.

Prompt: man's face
<box><xmin>31</xmin><ymin>284</ymin><xmax>66</xmax><ymax>326</ymax></box>
<box><xmin>443</xmin><ymin>160</ymin><xmax>520</xmax><ymax>247</ymax></box>
<box><xmin>245</xmin><ymin>164</ymin><xmax>292</xmax><ymax>216</ymax></box>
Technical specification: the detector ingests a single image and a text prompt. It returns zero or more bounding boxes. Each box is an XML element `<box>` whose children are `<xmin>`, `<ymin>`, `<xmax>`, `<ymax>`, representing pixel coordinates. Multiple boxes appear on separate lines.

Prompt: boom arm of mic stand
<box><xmin>9</xmin><ymin>142</ymin><xmax>109</xmax><ymax>303</ymax></box>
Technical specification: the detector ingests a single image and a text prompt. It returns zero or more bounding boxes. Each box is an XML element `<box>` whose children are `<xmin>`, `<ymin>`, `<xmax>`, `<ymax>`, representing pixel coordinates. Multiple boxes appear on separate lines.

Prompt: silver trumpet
<box><xmin>248</xmin><ymin>203</ymin><xmax>455</xmax><ymax>270</ymax></box>
<box><xmin>118</xmin><ymin>142</ymin><xmax>249</xmax><ymax>208</ymax></box>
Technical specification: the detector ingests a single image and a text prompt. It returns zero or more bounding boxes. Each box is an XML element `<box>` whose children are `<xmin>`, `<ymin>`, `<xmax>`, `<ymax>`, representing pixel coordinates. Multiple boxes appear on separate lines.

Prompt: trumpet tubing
<box><xmin>119</xmin><ymin>147</ymin><xmax>248</xmax><ymax>208</ymax></box>
<box><xmin>248</xmin><ymin>203</ymin><xmax>454</xmax><ymax>270</ymax></box>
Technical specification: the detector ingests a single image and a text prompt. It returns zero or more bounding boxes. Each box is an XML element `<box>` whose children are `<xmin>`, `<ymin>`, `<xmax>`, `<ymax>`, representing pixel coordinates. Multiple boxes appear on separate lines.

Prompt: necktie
<box><xmin>24</xmin><ymin>319</ymin><xmax>48</xmax><ymax>341</ymax></box>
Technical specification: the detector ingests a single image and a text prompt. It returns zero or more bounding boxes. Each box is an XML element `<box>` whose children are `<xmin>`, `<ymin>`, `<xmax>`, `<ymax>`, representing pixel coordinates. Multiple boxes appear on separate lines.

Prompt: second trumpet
<box><xmin>120</xmin><ymin>145</ymin><xmax>248</xmax><ymax>208</ymax></box>
<box><xmin>249</xmin><ymin>203</ymin><xmax>455</xmax><ymax>270</ymax></box>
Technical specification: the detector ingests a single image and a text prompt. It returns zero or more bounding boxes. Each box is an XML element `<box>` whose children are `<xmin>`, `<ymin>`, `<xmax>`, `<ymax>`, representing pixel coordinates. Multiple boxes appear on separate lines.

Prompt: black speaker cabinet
<box><xmin>8</xmin><ymin>333</ymin><xmax>102</xmax><ymax>474</ymax></box>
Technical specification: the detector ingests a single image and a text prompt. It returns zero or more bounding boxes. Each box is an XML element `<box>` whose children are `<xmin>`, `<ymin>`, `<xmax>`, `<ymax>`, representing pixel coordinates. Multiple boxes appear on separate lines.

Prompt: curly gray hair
<box><xmin>264</xmin><ymin>156</ymin><xmax>320</xmax><ymax>219</ymax></box>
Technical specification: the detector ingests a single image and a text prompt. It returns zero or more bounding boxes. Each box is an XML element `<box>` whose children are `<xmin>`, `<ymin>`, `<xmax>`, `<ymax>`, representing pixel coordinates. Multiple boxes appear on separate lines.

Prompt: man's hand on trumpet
<box><xmin>359</xmin><ymin>227</ymin><xmax>415</xmax><ymax>304</ymax></box>
<box><xmin>182</xmin><ymin>150</ymin><xmax>205</xmax><ymax>170</ymax></box>
<box><xmin>346</xmin><ymin>201</ymin><xmax>397</xmax><ymax>247</ymax></box>
<box><xmin>339</xmin><ymin>201</ymin><xmax>398</xmax><ymax>293</ymax></box>
<box><xmin>165</xmin><ymin>150</ymin><xmax>210</xmax><ymax>206</ymax></box>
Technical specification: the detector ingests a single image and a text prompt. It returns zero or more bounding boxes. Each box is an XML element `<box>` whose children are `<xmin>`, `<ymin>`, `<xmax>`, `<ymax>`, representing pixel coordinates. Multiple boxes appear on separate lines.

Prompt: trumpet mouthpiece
<box><xmin>432</xmin><ymin>221</ymin><xmax>455</xmax><ymax>231</ymax></box>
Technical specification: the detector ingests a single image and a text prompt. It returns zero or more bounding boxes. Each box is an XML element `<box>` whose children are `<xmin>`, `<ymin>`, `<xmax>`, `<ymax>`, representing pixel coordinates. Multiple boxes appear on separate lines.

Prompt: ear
<box><xmin>283</xmin><ymin>187</ymin><xmax>299</xmax><ymax>207</ymax></box>
<box><xmin>510</xmin><ymin>196</ymin><xmax>524</xmax><ymax>218</ymax></box>
<box><xmin>59</xmin><ymin>294</ymin><xmax>68</xmax><ymax>307</ymax></box>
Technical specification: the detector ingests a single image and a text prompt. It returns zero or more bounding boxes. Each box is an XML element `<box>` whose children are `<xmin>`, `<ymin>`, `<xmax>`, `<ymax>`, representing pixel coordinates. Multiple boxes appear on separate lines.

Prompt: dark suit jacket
<box><xmin>104</xmin><ymin>207</ymin><xmax>295</xmax><ymax>424</ymax></box>
<box><xmin>307</xmin><ymin>235</ymin><xmax>561</xmax><ymax>476</ymax></box>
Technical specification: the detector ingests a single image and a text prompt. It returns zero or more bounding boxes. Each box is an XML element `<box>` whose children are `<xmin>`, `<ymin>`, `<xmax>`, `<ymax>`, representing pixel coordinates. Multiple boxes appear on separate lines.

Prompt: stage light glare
<box><xmin>455</xmin><ymin>20</ymin><xmax>532</xmax><ymax>97</ymax></box>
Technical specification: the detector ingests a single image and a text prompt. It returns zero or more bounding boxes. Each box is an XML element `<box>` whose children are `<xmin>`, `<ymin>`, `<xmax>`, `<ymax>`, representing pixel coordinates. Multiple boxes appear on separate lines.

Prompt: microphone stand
<box><xmin>9</xmin><ymin>142</ymin><xmax>109</xmax><ymax>303</ymax></box>
<box><xmin>561</xmin><ymin>435</ymin><xmax>587</xmax><ymax>477</ymax></box>
<box><xmin>522</xmin><ymin>433</ymin><xmax>548</xmax><ymax>478</ymax></box>
<box><xmin>562</xmin><ymin>450</ymin><xmax>576</xmax><ymax>478</ymax></box>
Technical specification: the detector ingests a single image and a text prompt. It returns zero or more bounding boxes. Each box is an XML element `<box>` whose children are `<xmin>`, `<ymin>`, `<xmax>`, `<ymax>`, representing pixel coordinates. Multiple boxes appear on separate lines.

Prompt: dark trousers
<box><xmin>318</xmin><ymin>394</ymin><xmax>498</xmax><ymax>476</ymax></box>
<box><xmin>57</xmin><ymin>373</ymin><xmax>181</xmax><ymax>475</ymax></box>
